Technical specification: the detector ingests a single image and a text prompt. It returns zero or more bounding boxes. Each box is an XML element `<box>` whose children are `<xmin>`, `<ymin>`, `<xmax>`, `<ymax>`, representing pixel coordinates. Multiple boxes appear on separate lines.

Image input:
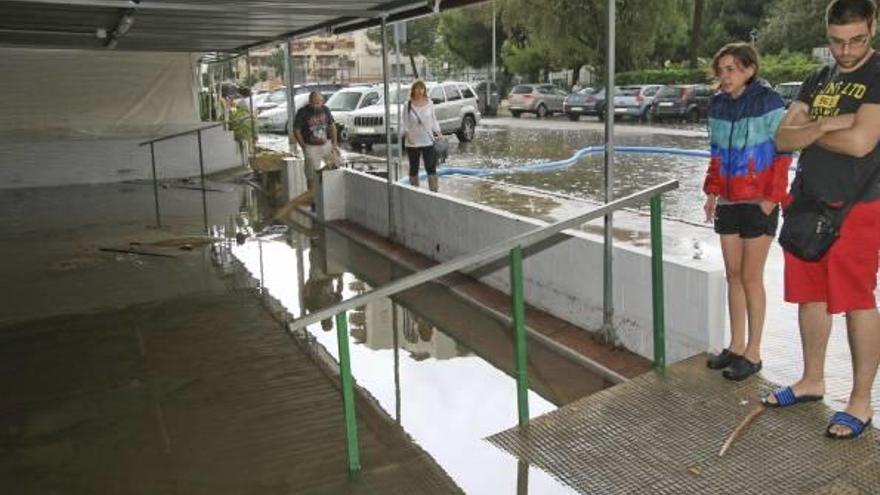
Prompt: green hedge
<box><xmin>615</xmin><ymin>68</ymin><xmax>711</xmax><ymax>85</ymax></box>
<box><xmin>760</xmin><ymin>63</ymin><xmax>822</xmax><ymax>84</ymax></box>
<box><xmin>615</xmin><ymin>62</ymin><xmax>821</xmax><ymax>86</ymax></box>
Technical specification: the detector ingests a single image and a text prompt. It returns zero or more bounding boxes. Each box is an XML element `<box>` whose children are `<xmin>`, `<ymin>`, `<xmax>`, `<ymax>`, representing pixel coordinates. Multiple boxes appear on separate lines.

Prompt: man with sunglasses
<box><xmin>773</xmin><ymin>0</ymin><xmax>880</xmax><ymax>440</ymax></box>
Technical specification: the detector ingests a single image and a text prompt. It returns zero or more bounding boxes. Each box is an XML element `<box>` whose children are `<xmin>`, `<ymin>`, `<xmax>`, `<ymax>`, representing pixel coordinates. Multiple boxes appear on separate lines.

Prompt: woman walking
<box><xmin>403</xmin><ymin>80</ymin><xmax>442</xmax><ymax>192</ymax></box>
<box><xmin>704</xmin><ymin>43</ymin><xmax>792</xmax><ymax>380</ymax></box>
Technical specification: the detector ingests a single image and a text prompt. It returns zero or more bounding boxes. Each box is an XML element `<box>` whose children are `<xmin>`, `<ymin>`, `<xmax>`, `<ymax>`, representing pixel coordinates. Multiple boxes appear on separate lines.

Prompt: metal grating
<box><xmin>487</xmin><ymin>355</ymin><xmax>880</xmax><ymax>495</ymax></box>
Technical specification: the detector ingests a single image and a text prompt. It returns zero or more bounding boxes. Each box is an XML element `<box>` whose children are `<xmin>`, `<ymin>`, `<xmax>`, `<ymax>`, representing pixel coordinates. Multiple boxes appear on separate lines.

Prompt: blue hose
<box><xmin>400</xmin><ymin>146</ymin><xmax>712</xmax><ymax>184</ymax></box>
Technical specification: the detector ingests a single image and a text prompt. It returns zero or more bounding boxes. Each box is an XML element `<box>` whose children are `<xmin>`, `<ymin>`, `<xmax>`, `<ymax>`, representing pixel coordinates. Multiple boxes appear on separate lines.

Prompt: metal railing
<box><xmin>285</xmin><ymin>179</ymin><xmax>679</xmax><ymax>474</ymax></box>
<box><xmin>138</xmin><ymin>122</ymin><xmax>225</xmax><ymax>232</ymax></box>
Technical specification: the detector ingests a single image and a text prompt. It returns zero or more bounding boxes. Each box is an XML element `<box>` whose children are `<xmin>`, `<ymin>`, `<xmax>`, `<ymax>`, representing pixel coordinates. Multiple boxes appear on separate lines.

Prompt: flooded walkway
<box><xmin>0</xmin><ymin>180</ymin><xmax>469</xmax><ymax>494</ymax></box>
<box><xmin>0</xmin><ymin>290</ymin><xmax>460</xmax><ymax>494</ymax></box>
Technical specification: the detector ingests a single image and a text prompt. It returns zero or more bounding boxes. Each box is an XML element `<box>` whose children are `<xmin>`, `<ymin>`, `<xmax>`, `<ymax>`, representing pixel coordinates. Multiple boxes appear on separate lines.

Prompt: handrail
<box><xmin>138</xmin><ymin>122</ymin><xmax>225</xmax><ymax>146</ymax></box>
<box><xmin>288</xmin><ymin>179</ymin><xmax>679</xmax><ymax>331</ymax></box>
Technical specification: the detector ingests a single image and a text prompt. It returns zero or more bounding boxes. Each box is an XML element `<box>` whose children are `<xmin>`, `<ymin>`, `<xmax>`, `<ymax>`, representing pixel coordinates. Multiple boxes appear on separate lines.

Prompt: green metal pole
<box><xmin>510</xmin><ymin>245</ymin><xmax>530</xmax><ymax>426</ymax></box>
<box><xmin>335</xmin><ymin>312</ymin><xmax>361</xmax><ymax>473</ymax></box>
<box><xmin>650</xmin><ymin>196</ymin><xmax>666</xmax><ymax>371</ymax></box>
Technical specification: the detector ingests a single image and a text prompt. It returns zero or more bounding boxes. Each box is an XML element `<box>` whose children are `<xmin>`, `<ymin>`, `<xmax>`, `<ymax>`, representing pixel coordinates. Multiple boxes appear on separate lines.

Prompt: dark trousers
<box><xmin>406</xmin><ymin>145</ymin><xmax>436</xmax><ymax>176</ymax></box>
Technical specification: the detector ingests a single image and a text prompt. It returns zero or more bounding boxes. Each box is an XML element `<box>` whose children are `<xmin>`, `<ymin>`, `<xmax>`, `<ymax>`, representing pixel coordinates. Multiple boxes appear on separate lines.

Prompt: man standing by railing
<box><xmin>293</xmin><ymin>91</ymin><xmax>339</xmax><ymax>193</ymax></box>
<box><xmin>772</xmin><ymin>0</ymin><xmax>880</xmax><ymax>440</ymax></box>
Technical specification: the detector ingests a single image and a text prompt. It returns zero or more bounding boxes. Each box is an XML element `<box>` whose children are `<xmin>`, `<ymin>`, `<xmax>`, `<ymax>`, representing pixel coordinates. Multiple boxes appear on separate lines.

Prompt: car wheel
<box><xmin>597</xmin><ymin>112</ymin><xmax>605</xmax><ymax>122</ymax></box>
<box><xmin>455</xmin><ymin>115</ymin><xmax>476</xmax><ymax>142</ymax></box>
<box><xmin>536</xmin><ymin>104</ymin><xmax>548</xmax><ymax>119</ymax></box>
<box><xmin>567</xmin><ymin>113</ymin><xmax>580</xmax><ymax>122</ymax></box>
<box><xmin>511</xmin><ymin>111</ymin><xmax>522</xmax><ymax>118</ymax></box>
<box><xmin>688</xmin><ymin>108</ymin><xmax>700</xmax><ymax>123</ymax></box>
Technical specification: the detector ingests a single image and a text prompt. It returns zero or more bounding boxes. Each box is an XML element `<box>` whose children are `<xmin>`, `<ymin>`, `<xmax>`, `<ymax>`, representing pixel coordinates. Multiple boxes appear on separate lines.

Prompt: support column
<box><xmin>602</xmin><ymin>0</ymin><xmax>616</xmax><ymax>341</ymax></box>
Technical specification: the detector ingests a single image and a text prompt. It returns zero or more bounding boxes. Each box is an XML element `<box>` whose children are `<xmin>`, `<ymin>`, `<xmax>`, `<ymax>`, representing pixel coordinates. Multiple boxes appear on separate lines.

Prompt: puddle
<box><xmin>229</xmin><ymin>229</ymin><xmax>590</xmax><ymax>494</ymax></box>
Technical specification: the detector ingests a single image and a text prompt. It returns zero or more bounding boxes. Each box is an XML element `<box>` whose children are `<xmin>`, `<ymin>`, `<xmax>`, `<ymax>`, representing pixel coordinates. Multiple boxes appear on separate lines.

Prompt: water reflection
<box><xmin>230</xmin><ymin>229</ymin><xmax>579</xmax><ymax>494</ymax></box>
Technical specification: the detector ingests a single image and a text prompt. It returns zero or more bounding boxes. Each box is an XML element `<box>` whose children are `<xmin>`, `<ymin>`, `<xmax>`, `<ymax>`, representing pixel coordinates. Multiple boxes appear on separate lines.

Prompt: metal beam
<box><xmin>9</xmin><ymin>0</ymin><xmax>382</xmax><ymax>16</ymax></box>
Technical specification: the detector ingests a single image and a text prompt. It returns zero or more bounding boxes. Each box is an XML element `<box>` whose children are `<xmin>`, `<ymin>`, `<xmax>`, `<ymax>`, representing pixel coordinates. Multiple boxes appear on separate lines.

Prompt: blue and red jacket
<box><xmin>704</xmin><ymin>80</ymin><xmax>791</xmax><ymax>203</ymax></box>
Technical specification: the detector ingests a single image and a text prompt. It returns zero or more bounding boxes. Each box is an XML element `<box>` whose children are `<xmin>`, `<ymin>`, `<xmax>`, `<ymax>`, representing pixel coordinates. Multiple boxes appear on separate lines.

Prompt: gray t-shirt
<box><xmin>794</xmin><ymin>53</ymin><xmax>880</xmax><ymax>203</ymax></box>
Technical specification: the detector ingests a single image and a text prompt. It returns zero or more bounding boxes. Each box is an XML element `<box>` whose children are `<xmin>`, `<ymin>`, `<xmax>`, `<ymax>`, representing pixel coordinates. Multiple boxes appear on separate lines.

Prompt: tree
<box><xmin>758</xmin><ymin>0</ymin><xmax>828</xmax><ymax>54</ymax></box>
<box><xmin>438</xmin><ymin>4</ymin><xmax>505</xmax><ymax>69</ymax></box>
<box><xmin>701</xmin><ymin>0</ymin><xmax>766</xmax><ymax>55</ymax></box>
<box><xmin>499</xmin><ymin>0</ymin><xmax>684</xmax><ymax>83</ymax></box>
<box><xmin>266</xmin><ymin>48</ymin><xmax>285</xmax><ymax>80</ymax></box>
<box><xmin>690</xmin><ymin>0</ymin><xmax>705</xmax><ymax>68</ymax></box>
<box><xmin>367</xmin><ymin>17</ymin><xmax>439</xmax><ymax>78</ymax></box>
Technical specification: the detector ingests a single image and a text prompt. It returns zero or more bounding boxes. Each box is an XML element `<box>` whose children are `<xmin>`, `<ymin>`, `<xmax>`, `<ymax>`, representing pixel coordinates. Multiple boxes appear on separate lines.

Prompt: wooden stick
<box><xmin>719</xmin><ymin>404</ymin><xmax>766</xmax><ymax>457</ymax></box>
<box><xmin>99</xmin><ymin>247</ymin><xmax>177</xmax><ymax>258</ymax></box>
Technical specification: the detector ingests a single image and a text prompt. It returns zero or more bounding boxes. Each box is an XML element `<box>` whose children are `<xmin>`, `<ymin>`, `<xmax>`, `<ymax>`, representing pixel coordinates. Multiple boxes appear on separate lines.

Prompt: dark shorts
<box><xmin>714</xmin><ymin>203</ymin><xmax>779</xmax><ymax>239</ymax></box>
<box><xmin>406</xmin><ymin>146</ymin><xmax>436</xmax><ymax>176</ymax></box>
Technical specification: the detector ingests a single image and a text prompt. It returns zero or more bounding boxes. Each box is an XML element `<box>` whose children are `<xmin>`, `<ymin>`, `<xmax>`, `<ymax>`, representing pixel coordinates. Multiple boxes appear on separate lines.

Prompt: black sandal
<box><xmin>707</xmin><ymin>349</ymin><xmax>740</xmax><ymax>370</ymax></box>
<box><xmin>722</xmin><ymin>357</ymin><xmax>762</xmax><ymax>381</ymax></box>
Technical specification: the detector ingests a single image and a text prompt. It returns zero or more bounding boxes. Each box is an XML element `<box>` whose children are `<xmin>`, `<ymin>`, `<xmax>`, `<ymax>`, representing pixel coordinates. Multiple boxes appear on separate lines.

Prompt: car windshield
<box><xmin>657</xmin><ymin>86</ymin><xmax>685</xmax><ymax>98</ymax></box>
<box><xmin>327</xmin><ymin>91</ymin><xmax>363</xmax><ymax>111</ymax></box>
<box><xmin>511</xmin><ymin>85</ymin><xmax>533</xmax><ymax>94</ymax></box>
<box><xmin>378</xmin><ymin>87</ymin><xmax>412</xmax><ymax>105</ymax></box>
<box><xmin>267</xmin><ymin>90</ymin><xmax>286</xmax><ymax>103</ymax></box>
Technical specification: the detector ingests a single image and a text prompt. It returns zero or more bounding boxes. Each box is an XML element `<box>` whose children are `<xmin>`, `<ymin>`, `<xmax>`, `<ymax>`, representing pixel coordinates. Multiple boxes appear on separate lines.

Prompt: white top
<box><xmin>403</xmin><ymin>100</ymin><xmax>441</xmax><ymax>148</ymax></box>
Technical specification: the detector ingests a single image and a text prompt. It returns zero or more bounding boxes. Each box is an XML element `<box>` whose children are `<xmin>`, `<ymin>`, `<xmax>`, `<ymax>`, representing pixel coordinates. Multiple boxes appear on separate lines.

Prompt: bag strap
<box><xmin>408</xmin><ymin>100</ymin><xmax>435</xmax><ymax>143</ymax></box>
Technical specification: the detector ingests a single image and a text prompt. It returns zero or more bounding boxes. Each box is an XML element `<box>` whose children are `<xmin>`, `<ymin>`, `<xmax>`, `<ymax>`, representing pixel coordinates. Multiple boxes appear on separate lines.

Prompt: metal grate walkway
<box><xmin>488</xmin><ymin>355</ymin><xmax>879</xmax><ymax>495</ymax></box>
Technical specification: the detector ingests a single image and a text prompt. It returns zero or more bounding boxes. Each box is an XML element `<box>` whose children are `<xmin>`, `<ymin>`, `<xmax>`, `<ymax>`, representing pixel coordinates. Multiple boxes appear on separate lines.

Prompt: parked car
<box><xmin>347</xmin><ymin>81</ymin><xmax>481</xmax><ymax>150</ymax></box>
<box><xmin>255</xmin><ymin>83</ymin><xmax>344</xmax><ymax>114</ymax></box>
<box><xmin>236</xmin><ymin>89</ymin><xmax>271</xmax><ymax>112</ymax></box>
<box><xmin>474</xmin><ymin>81</ymin><xmax>500</xmax><ymax>116</ymax></box>
<box><xmin>256</xmin><ymin>87</ymin><xmax>288</xmax><ymax>113</ymax></box>
<box><xmin>256</xmin><ymin>86</ymin><xmax>341</xmax><ymax>133</ymax></box>
<box><xmin>581</xmin><ymin>87</ymin><xmax>607</xmax><ymax>118</ymax></box>
<box><xmin>563</xmin><ymin>87</ymin><xmax>597</xmax><ymax>121</ymax></box>
<box><xmin>507</xmin><ymin>84</ymin><xmax>568</xmax><ymax>118</ymax></box>
<box><xmin>650</xmin><ymin>84</ymin><xmax>713</xmax><ymax>122</ymax></box>
<box><xmin>610</xmin><ymin>85</ymin><xmax>663</xmax><ymax>121</ymax></box>
<box><xmin>774</xmin><ymin>81</ymin><xmax>802</xmax><ymax>108</ymax></box>
<box><xmin>325</xmin><ymin>86</ymin><xmax>381</xmax><ymax>141</ymax></box>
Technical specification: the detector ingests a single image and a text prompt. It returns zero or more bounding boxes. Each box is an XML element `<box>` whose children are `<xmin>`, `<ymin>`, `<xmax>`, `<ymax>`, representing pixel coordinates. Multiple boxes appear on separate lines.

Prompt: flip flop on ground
<box><xmin>826</xmin><ymin>411</ymin><xmax>873</xmax><ymax>440</ymax></box>
<box><xmin>761</xmin><ymin>386</ymin><xmax>823</xmax><ymax>408</ymax></box>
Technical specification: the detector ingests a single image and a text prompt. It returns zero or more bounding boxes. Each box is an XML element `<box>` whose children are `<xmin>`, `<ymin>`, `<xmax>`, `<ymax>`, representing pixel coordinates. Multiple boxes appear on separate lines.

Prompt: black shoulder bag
<box><xmin>779</xmin><ymin>164</ymin><xmax>880</xmax><ymax>261</ymax></box>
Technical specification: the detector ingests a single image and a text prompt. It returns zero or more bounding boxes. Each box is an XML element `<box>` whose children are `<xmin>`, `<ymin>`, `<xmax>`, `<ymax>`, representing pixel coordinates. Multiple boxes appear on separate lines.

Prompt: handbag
<box><xmin>407</xmin><ymin>102</ymin><xmax>447</xmax><ymax>165</ymax></box>
<box><xmin>779</xmin><ymin>163</ymin><xmax>880</xmax><ymax>261</ymax></box>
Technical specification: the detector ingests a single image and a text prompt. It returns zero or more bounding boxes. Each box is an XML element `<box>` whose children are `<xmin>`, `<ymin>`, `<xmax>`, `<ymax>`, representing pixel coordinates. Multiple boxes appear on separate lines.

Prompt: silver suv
<box><xmin>347</xmin><ymin>81</ymin><xmax>481</xmax><ymax>150</ymax></box>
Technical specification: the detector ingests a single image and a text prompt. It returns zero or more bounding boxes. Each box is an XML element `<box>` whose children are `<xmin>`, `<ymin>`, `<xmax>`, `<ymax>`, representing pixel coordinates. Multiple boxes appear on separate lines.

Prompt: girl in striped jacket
<box><xmin>703</xmin><ymin>43</ymin><xmax>792</xmax><ymax>381</ymax></box>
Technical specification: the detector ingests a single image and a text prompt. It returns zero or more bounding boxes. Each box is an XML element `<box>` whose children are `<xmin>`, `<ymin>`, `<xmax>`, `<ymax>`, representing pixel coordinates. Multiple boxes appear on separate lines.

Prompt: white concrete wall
<box><xmin>0</xmin><ymin>126</ymin><xmax>244</xmax><ymax>188</ymax></box>
<box><xmin>335</xmin><ymin>169</ymin><xmax>726</xmax><ymax>364</ymax></box>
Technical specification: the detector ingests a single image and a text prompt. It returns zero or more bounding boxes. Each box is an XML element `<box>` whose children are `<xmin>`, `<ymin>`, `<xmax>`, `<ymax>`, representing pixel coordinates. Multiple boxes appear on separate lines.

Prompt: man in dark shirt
<box><xmin>773</xmin><ymin>0</ymin><xmax>880</xmax><ymax>439</ymax></box>
<box><xmin>293</xmin><ymin>91</ymin><xmax>339</xmax><ymax>190</ymax></box>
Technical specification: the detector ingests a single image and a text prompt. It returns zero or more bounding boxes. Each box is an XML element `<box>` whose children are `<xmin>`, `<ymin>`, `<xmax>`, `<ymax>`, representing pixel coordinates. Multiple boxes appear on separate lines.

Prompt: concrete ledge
<box><xmin>327</xmin><ymin>169</ymin><xmax>725</xmax><ymax>363</ymax></box>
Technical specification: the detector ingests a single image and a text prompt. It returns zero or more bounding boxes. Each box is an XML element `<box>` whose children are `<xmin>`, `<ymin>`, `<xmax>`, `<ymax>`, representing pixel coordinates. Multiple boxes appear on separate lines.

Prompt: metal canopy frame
<box><xmin>0</xmin><ymin>0</ymin><xmax>486</xmax><ymax>53</ymax></box>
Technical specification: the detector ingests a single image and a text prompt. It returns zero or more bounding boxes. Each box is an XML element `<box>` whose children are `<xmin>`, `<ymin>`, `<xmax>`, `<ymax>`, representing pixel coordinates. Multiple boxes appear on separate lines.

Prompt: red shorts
<box><xmin>784</xmin><ymin>198</ymin><xmax>880</xmax><ymax>314</ymax></box>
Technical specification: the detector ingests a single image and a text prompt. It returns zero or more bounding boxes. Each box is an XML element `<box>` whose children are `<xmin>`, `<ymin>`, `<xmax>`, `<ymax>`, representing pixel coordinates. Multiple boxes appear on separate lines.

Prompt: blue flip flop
<box><xmin>826</xmin><ymin>411</ymin><xmax>873</xmax><ymax>440</ymax></box>
<box><xmin>761</xmin><ymin>386</ymin><xmax>824</xmax><ymax>408</ymax></box>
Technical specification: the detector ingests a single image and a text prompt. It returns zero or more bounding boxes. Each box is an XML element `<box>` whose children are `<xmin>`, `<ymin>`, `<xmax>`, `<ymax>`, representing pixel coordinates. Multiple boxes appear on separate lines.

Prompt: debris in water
<box><xmin>687</xmin><ymin>465</ymin><xmax>703</xmax><ymax>476</ymax></box>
